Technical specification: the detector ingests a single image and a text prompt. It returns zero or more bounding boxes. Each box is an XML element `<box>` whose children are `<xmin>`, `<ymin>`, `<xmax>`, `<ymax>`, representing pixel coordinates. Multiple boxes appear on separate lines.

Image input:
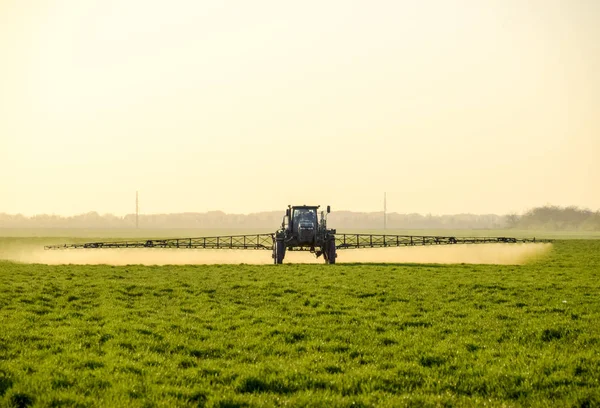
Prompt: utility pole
<box><xmin>136</xmin><ymin>191</ymin><xmax>139</xmax><ymax>229</ymax></box>
<box><xmin>384</xmin><ymin>191</ymin><xmax>387</xmax><ymax>230</ymax></box>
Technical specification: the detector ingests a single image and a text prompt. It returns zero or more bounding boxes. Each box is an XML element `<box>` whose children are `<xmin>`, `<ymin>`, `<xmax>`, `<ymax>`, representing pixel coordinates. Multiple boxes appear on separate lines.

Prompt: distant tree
<box><xmin>505</xmin><ymin>213</ymin><xmax>520</xmax><ymax>229</ymax></box>
<box><xmin>511</xmin><ymin>205</ymin><xmax>600</xmax><ymax>231</ymax></box>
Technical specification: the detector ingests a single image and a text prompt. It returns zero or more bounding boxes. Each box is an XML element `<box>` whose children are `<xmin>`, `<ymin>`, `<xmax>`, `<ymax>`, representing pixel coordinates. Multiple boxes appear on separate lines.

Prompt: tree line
<box><xmin>506</xmin><ymin>206</ymin><xmax>600</xmax><ymax>231</ymax></box>
<box><xmin>0</xmin><ymin>206</ymin><xmax>597</xmax><ymax>230</ymax></box>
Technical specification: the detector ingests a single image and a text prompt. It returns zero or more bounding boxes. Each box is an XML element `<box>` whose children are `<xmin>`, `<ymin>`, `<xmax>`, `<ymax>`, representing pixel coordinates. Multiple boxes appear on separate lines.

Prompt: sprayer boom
<box><xmin>44</xmin><ymin>204</ymin><xmax>552</xmax><ymax>264</ymax></box>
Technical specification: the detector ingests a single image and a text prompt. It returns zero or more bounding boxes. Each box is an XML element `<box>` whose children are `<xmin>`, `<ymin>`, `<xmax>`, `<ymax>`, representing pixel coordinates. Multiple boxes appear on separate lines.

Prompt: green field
<box><xmin>1</xmin><ymin>238</ymin><xmax>599</xmax><ymax>407</ymax></box>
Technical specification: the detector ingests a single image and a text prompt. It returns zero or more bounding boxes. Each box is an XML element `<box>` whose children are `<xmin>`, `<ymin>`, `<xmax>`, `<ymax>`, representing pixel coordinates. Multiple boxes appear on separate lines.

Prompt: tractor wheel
<box><xmin>273</xmin><ymin>240</ymin><xmax>285</xmax><ymax>264</ymax></box>
<box><xmin>325</xmin><ymin>239</ymin><xmax>336</xmax><ymax>264</ymax></box>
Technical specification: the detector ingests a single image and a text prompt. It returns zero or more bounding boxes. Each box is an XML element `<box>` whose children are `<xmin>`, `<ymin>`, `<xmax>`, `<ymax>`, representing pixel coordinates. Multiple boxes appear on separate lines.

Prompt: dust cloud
<box><xmin>2</xmin><ymin>243</ymin><xmax>551</xmax><ymax>265</ymax></box>
<box><xmin>336</xmin><ymin>243</ymin><xmax>552</xmax><ymax>265</ymax></box>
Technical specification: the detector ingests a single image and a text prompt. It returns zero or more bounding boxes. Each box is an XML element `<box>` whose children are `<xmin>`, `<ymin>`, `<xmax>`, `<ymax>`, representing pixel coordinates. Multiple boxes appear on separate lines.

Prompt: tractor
<box><xmin>272</xmin><ymin>205</ymin><xmax>336</xmax><ymax>264</ymax></box>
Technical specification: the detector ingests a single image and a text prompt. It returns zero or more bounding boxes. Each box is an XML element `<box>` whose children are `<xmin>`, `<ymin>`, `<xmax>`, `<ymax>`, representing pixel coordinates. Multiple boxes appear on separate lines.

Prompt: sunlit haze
<box><xmin>1</xmin><ymin>0</ymin><xmax>598</xmax><ymax>216</ymax></box>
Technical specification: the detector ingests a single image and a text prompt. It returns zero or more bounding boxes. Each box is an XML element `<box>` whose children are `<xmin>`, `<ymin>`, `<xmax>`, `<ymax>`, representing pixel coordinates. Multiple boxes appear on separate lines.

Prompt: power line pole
<box><xmin>136</xmin><ymin>191</ymin><xmax>139</xmax><ymax>229</ymax></box>
<box><xmin>384</xmin><ymin>191</ymin><xmax>387</xmax><ymax>230</ymax></box>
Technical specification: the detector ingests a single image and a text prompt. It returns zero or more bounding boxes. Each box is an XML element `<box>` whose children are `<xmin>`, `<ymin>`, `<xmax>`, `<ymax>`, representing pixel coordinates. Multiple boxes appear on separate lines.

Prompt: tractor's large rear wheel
<box><xmin>273</xmin><ymin>240</ymin><xmax>285</xmax><ymax>264</ymax></box>
<box><xmin>324</xmin><ymin>239</ymin><xmax>336</xmax><ymax>264</ymax></box>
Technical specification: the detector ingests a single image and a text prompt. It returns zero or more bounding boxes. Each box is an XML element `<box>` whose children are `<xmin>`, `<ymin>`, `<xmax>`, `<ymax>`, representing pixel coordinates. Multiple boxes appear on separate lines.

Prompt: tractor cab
<box><xmin>289</xmin><ymin>206</ymin><xmax>318</xmax><ymax>244</ymax></box>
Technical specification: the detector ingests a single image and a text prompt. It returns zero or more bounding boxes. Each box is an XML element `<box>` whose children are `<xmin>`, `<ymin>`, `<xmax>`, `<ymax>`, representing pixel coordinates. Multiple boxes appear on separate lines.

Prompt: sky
<box><xmin>1</xmin><ymin>0</ymin><xmax>598</xmax><ymax>216</ymax></box>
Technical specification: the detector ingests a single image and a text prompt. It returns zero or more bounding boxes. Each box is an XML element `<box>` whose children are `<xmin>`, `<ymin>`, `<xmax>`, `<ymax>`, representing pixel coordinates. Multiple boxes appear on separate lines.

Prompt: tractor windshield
<box><xmin>293</xmin><ymin>208</ymin><xmax>317</xmax><ymax>225</ymax></box>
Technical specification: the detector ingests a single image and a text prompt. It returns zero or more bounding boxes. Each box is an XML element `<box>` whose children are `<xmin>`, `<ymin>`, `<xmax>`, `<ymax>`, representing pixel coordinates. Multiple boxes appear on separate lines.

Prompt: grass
<box><xmin>0</xmin><ymin>240</ymin><xmax>599</xmax><ymax>406</ymax></box>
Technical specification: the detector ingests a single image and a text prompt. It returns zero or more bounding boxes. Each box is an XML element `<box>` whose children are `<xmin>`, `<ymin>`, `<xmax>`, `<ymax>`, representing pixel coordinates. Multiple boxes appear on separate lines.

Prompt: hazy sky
<box><xmin>1</xmin><ymin>0</ymin><xmax>598</xmax><ymax>216</ymax></box>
